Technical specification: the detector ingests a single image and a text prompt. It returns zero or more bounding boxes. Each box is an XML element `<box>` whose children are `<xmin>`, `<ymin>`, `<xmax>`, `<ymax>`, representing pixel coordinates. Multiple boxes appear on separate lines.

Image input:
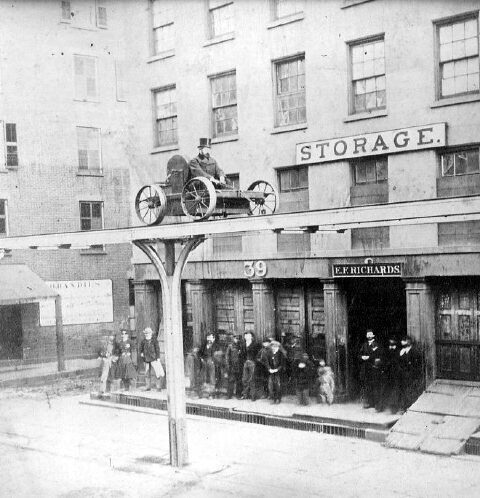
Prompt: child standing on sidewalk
<box><xmin>315</xmin><ymin>359</ymin><xmax>335</xmax><ymax>405</ymax></box>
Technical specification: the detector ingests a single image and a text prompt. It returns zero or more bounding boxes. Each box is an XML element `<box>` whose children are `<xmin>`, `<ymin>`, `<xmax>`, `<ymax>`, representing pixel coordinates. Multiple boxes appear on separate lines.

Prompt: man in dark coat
<box><xmin>199</xmin><ymin>332</ymin><xmax>221</xmax><ymax>398</ymax></box>
<box><xmin>226</xmin><ymin>334</ymin><xmax>243</xmax><ymax>399</ymax></box>
<box><xmin>294</xmin><ymin>352</ymin><xmax>315</xmax><ymax>405</ymax></box>
<box><xmin>398</xmin><ymin>335</ymin><xmax>423</xmax><ymax>412</ymax></box>
<box><xmin>265</xmin><ymin>341</ymin><xmax>286</xmax><ymax>404</ymax></box>
<box><xmin>359</xmin><ymin>329</ymin><xmax>384</xmax><ymax>409</ymax></box>
<box><xmin>383</xmin><ymin>337</ymin><xmax>401</xmax><ymax>413</ymax></box>
<box><xmin>188</xmin><ymin>138</ymin><xmax>226</xmax><ymax>186</ymax></box>
<box><xmin>241</xmin><ymin>331</ymin><xmax>260</xmax><ymax>399</ymax></box>
<box><xmin>139</xmin><ymin>327</ymin><xmax>163</xmax><ymax>391</ymax></box>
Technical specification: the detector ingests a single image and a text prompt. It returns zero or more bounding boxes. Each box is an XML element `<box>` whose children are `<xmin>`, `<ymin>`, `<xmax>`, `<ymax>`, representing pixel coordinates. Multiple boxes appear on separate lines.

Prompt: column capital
<box><xmin>404</xmin><ymin>278</ymin><xmax>431</xmax><ymax>292</ymax></box>
<box><xmin>321</xmin><ymin>279</ymin><xmax>342</xmax><ymax>291</ymax></box>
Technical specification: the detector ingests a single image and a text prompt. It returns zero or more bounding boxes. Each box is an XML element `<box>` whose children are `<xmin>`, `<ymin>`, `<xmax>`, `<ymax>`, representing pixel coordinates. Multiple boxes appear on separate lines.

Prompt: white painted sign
<box><xmin>39</xmin><ymin>279</ymin><xmax>113</xmax><ymax>326</ymax></box>
<box><xmin>296</xmin><ymin>123</ymin><xmax>446</xmax><ymax>165</ymax></box>
<box><xmin>244</xmin><ymin>261</ymin><xmax>267</xmax><ymax>278</ymax></box>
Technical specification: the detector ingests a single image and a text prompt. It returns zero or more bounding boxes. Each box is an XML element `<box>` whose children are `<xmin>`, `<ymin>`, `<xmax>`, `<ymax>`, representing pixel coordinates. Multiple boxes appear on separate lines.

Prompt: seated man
<box><xmin>189</xmin><ymin>138</ymin><xmax>226</xmax><ymax>186</ymax></box>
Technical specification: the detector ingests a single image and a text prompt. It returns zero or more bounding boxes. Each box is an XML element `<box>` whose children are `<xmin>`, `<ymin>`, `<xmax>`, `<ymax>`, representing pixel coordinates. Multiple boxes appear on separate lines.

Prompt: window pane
<box><xmin>376</xmin><ymin>159</ymin><xmax>388</xmax><ymax>181</ymax></box>
<box><xmin>0</xmin><ymin>200</ymin><xmax>4</xmax><ymax>216</ymax></box>
<box><xmin>355</xmin><ymin>163</ymin><xmax>366</xmax><ymax>184</ymax></box>
<box><xmin>442</xmin><ymin>154</ymin><xmax>454</xmax><ymax>176</ymax></box>
<box><xmin>467</xmin><ymin>150</ymin><xmax>480</xmax><ymax>173</ymax></box>
<box><xmin>0</xmin><ymin>218</ymin><xmax>6</xmax><ymax>234</ymax></box>
<box><xmin>80</xmin><ymin>203</ymin><xmax>91</xmax><ymax>218</ymax></box>
<box><xmin>6</xmin><ymin>123</ymin><xmax>17</xmax><ymax>142</ymax></box>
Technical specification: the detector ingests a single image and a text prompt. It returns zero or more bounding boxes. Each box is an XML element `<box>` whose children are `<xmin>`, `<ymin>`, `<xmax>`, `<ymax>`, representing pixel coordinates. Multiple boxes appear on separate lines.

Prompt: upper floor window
<box><xmin>5</xmin><ymin>123</ymin><xmax>18</xmax><ymax>168</ymax></box>
<box><xmin>278</xmin><ymin>166</ymin><xmax>309</xmax><ymax>212</ymax></box>
<box><xmin>74</xmin><ymin>55</ymin><xmax>98</xmax><ymax>101</ymax></box>
<box><xmin>208</xmin><ymin>0</ymin><xmax>234</xmax><ymax>38</ymax></box>
<box><xmin>273</xmin><ymin>0</ymin><xmax>304</xmax><ymax>20</ymax></box>
<box><xmin>0</xmin><ymin>200</ymin><xmax>7</xmax><ymax>237</ymax></box>
<box><xmin>96</xmin><ymin>0</ymin><xmax>107</xmax><ymax>28</ymax></box>
<box><xmin>80</xmin><ymin>201</ymin><xmax>103</xmax><ymax>231</ymax></box>
<box><xmin>350</xmin><ymin>37</ymin><xmax>385</xmax><ymax>113</ymax></box>
<box><xmin>274</xmin><ymin>55</ymin><xmax>306</xmax><ymax>127</ymax></box>
<box><xmin>61</xmin><ymin>1</ymin><xmax>72</xmax><ymax>21</ymax></box>
<box><xmin>151</xmin><ymin>0</ymin><xmax>174</xmax><ymax>55</ymax></box>
<box><xmin>441</xmin><ymin>148</ymin><xmax>479</xmax><ymax>177</ymax></box>
<box><xmin>153</xmin><ymin>86</ymin><xmax>177</xmax><ymax>147</ymax></box>
<box><xmin>437</xmin><ymin>15</ymin><xmax>479</xmax><ymax>98</ymax></box>
<box><xmin>77</xmin><ymin>126</ymin><xmax>101</xmax><ymax>172</ymax></box>
<box><xmin>211</xmin><ymin>71</ymin><xmax>238</xmax><ymax>137</ymax></box>
<box><xmin>351</xmin><ymin>226</ymin><xmax>389</xmax><ymax>250</ymax></box>
<box><xmin>353</xmin><ymin>157</ymin><xmax>387</xmax><ymax>184</ymax></box>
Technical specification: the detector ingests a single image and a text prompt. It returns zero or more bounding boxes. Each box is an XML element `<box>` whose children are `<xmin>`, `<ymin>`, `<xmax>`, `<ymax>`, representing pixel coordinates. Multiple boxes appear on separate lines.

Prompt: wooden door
<box><xmin>214</xmin><ymin>282</ymin><xmax>253</xmax><ymax>336</ymax></box>
<box><xmin>275</xmin><ymin>285</ymin><xmax>305</xmax><ymax>357</ymax></box>
<box><xmin>436</xmin><ymin>285</ymin><xmax>480</xmax><ymax>381</ymax></box>
<box><xmin>306</xmin><ymin>288</ymin><xmax>326</xmax><ymax>362</ymax></box>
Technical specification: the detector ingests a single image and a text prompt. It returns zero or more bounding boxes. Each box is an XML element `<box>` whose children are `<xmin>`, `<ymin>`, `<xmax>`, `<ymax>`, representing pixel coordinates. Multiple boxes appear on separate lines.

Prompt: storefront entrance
<box><xmin>344</xmin><ymin>278</ymin><xmax>406</xmax><ymax>399</ymax></box>
<box><xmin>0</xmin><ymin>305</ymin><xmax>23</xmax><ymax>360</ymax></box>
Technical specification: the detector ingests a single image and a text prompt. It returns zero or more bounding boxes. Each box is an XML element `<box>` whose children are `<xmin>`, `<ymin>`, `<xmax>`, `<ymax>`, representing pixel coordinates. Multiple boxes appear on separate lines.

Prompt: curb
<box><xmin>0</xmin><ymin>368</ymin><xmax>98</xmax><ymax>389</ymax></box>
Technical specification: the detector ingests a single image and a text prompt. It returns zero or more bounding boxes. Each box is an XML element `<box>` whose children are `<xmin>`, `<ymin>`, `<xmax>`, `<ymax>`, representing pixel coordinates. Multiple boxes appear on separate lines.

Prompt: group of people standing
<box><xmin>186</xmin><ymin>331</ymin><xmax>335</xmax><ymax>405</ymax></box>
<box><xmin>98</xmin><ymin>327</ymin><xmax>164</xmax><ymax>393</ymax></box>
<box><xmin>359</xmin><ymin>329</ymin><xmax>422</xmax><ymax>413</ymax></box>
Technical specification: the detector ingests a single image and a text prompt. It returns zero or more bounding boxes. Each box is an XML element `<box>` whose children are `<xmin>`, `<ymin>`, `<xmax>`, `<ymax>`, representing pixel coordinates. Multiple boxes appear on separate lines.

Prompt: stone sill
<box><xmin>211</xmin><ymin>135</ymin><xmax>239</xmax><ymax>145</ymax></box>
<box><xmin>81</xmin><ymin>249</ymin><xmax>107</xmax><ymax>256</ymax></box>
<box><xmin>76</xmin><ymin>170</ymin><xmax>104</xmax><ymax>177</ymax></box>
<box><xmin>151</xmin><ymin>144</ymin><xmax>179</xmax><ymax>155</ymax></box>
<box><xmin>147</xmin><ymin>50</ymin><xmax>175</xmax><ymax>63</ymax></box>
<box><xmin>267</xmin><ymin>12</ymin><xmax>304</xmax><ymax>30</ymax></box>
<box><xmin>203</xmin><ymin>32</ymin><xmax>235</xmax><ymax>48</ymax></box>
<box><xmin>431</xmin><ymin>93</ymin><xmax>480</xmax><ymax>109</ymax></box>
<box><xmin>341</xmin><ymin>0</ymin><xmax>374</xmax><ymax>8</ymax></box>
<box><xmin>344</xmin><ymin>109</ymin><xmax>388</xmax><ymax>122</ymax></box>
<box><xmin>271</xmin><ymin>123</ymin><xmax>308</xmax><ymax>135</ymax></box>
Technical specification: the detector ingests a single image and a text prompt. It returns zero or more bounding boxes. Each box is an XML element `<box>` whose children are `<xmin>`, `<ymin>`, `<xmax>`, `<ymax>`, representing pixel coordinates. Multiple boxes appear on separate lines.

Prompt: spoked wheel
<box><xmin>247</xmin><ymin>180</ymin><xmax>277</xmax><ymax>215</ymax></box>
<box><xmin>135</xmin><ymin>184</ymin><xmax>168</xmax><ymax>225</ymax></box>
<box><xmin>181</xmin><ymin>177</ymin><xmax>217</xmax><ymax>221</ymax></box>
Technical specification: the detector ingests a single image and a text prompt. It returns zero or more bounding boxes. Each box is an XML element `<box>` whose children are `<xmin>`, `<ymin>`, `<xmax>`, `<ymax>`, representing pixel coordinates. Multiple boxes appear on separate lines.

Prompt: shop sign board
<box><xmin>333</xmin><ymin>263</ymin><xmax>402</xmax><ymax>278</ymax></box>
<box><xmin>39</xmin><ymin>279</ymin><xmax>114</xmax><ymax>326</ymax></box>
<box><xmin>296</xmin><ymin>123</ymin><xmax>446</xmax><ymax>165</ymax></box>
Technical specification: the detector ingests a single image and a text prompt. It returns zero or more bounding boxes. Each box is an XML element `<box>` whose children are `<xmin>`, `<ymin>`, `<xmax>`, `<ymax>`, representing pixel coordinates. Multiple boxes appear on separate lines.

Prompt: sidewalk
<box><xmin>0</xmin><ymin>358</ymin><xmax>100</xmax><ymax>388</ymax></box>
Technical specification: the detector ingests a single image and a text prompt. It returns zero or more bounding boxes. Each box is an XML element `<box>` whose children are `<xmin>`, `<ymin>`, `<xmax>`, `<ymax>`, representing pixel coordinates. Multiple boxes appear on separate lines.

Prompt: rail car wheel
<box><xmin>247</xmin><ymin>180</ymin><xmax>277</xmax><ymax>215</ymax></box>
<box><xmin>181</xmin><ymin>177</ymin><xmax>217</xmax><ymax>221</ymax></box>
<box><xmin>135</xmin><ymin>184</ymin><xmax>168</xmax><ymax>225</ymax></box>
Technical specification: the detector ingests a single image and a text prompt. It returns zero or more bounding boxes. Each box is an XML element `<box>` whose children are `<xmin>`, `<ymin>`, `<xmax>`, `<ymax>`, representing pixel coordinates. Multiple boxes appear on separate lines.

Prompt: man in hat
<box><xmin>398</xmin><ymin>335</ymin><xmax>422</xmax><ymax>412</ymax></box>
<box><xmin>188</xmin><ymin>138</ymin><xmax>226</xmax><ymax>186</ymax></box>
<box><xmin>359</xmin><ymin>329</ymin><xmax>383</xmax><ymax>409</ymax></box>
<box><xmin>139</xmin><ymin>327</ymin><xmax>164</xmax><ymax>391</ymax></box>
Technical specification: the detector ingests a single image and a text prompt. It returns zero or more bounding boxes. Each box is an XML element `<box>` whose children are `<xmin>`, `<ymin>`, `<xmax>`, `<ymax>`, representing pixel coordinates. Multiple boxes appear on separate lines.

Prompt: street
<box><xmin>0</xmin><ymin>386</ymin><xmax>479</xmax><ymax>498</ymax></box>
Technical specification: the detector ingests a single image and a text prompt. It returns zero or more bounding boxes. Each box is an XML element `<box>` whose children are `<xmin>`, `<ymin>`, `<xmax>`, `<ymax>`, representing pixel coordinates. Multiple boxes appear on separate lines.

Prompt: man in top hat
<box><xmin>359</xmin><ymin>329</ymin><xmax>384</xmax><ymax>409</ymax></box>
<box><xmin>188</xmin><ymin>138</ymin><xmax>226</xmax><ymax>186</ymax></box>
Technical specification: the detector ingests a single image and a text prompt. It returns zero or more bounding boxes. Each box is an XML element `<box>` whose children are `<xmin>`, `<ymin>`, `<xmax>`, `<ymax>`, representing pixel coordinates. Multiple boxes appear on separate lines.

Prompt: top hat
<box><xmin>366</xmin><ymin>330</ymin><xmax>375</xmax><ymax>339</ymax></box>
<box><xmin>198</xmin><ymin>137</ymin><xmax>211</xmax><ymax>148</ymax></box>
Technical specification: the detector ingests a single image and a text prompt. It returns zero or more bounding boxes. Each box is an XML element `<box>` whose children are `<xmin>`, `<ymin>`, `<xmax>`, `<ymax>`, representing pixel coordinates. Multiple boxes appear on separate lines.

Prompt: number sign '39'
<box><xmin>244</xmin><ymin>261</ymin><xmax>267</xmax><ymax>278</ymax></box>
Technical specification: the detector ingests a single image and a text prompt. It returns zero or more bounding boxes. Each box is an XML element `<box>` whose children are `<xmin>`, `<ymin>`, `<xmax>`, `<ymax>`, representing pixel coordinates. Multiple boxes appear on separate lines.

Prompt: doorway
<box><xmin>0</xmin><ymin>305</ymin><xmax>23</xmax><ymax>360</ymax></box>
<box><xmin>344</xmin><ymin>278</ymin><xmax>406</xmax><ymax>399</ymax></box>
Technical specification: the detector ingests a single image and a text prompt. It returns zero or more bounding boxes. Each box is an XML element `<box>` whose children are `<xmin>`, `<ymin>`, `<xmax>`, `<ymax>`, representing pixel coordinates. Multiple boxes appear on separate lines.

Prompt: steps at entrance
<box><xmin>385</xmin><ymin>379</ymin><xmax>480</xmax><ymax>455</ymax></box>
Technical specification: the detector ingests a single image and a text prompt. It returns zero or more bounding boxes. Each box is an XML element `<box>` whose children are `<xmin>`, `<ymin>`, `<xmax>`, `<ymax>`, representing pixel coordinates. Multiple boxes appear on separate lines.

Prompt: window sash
<box><xmin>80</xmin><ymin>202</ymin><xmax>103</xmax><ymax>231</ymax></box>
<box><xmin>0</xmin><ymin>200</ymin><xmax>6</xmax><ymax>236</ymax></box>
<box><xmin>74</xmin><ymin>55</ymin><xmax>98</xmax><ymax>100</ymax></box>
<box><xmin>154</xmin><ymin>87</ymin><xmax>178</xmax><ymax>146</ymax></box>
<box><xmin>441</xmin><ymin>149</ymin><xmax>480</xmax><ymax>177</ymax></box>
<box><xmin>77</xmin><ymin>127</ymin><xmax>101</xmax><ymax>171</ymax></box>
<box><xmin>212</xmin><ymin>72</ymin><xmax>238</xmax><ymax>137</ymax></box>
<box><xmin>153</xmin><ymin>22</ymin><xmax>174</xmax><ymax>54</ymax></box>
<box><xmin>209</xmin><ymin>1</ymin><xmax>234</xmax><ymax>38</ymax></box>
<box><xmin>96</xmin><ymin>1</ymin><xmax>107</xmax><ymax>27</ymax></box>
<box><xmin>274</xmin><ymin>0</ymin><xmax>304</xmax><ymax>20</ymax></box>
<box><xmin>354</xmin><ymin>158</ymin><xmax>388</xmax><ymax>184</ymax></box>
<box><xmin>279</xmin><ymin>167</ymin><xmax>308</xmax><ymax>192</ymax></box>
<box><xmin>5</xmin><ymin>123</ymin><xmax>18</xmax><ymax>167</ymax></box>
<box><xmin>275</xmin><ymin>57</ymin><xmax>306</xmax><ymax>126</ymax></box>
<box><xmin>61</xmin><ymin>1</ymin><xmax>71</xmax><ymax>21</ymax></box>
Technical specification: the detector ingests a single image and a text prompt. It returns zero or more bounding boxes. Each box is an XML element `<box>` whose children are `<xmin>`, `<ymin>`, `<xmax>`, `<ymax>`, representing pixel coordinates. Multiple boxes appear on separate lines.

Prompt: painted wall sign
<box><xmin>333</xmin><ymin>263</ymin><xmax>402</xmax><ymax>277</ymax></box>
<box><xmin>296</xmin><ymin>123</ymin><xmax>446</xmax><ymax>165</ymax></box>
<box><xmin>244</xmin><ymin>260</ymin><xmax>267</xmax><ymax>278</ymax></box>
<box><xmin>39</xmin><ymin>279</ymin><xmax>114</xmax><ymax>326</ymax></box>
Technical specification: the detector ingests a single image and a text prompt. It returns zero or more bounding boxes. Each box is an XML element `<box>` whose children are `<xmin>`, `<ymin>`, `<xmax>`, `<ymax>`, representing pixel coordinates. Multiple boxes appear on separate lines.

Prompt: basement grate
<box><xmin>111</xmin><ymin>393</ymin><xmax>366</xmax><ymax>440</ymax></box>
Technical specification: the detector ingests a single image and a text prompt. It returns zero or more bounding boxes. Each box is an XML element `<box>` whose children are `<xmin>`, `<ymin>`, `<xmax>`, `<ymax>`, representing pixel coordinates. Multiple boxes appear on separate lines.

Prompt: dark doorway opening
<box><xmin>345</xmin><ymin>278</ymin><xmax>406</xmax><ymax>399</ymax></box>
<box><xmin>0</xmin><ymin>305</ymin><xmax>23</xmax><ymax>360</ymax></box>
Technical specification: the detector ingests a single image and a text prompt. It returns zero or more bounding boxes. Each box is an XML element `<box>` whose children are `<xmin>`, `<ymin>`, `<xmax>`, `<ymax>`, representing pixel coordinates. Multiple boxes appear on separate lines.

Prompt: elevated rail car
<box><xmin>135</xmin><ymin>155</ymin><xmax>277</xmax><ymax>225</ymax></box>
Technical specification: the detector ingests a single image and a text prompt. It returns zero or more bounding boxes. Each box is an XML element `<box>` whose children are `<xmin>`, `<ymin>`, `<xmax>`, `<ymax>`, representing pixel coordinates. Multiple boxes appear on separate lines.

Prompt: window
<box><xmin>5</xmin><ymin>123</ymin><xmax>18</xmax><ymax>167</ymax></box>
<box><xmin>61</xmin><ymin>1</ymin><xmax>71</xmax><ymax>21</ymax></box>
<box><xmin>273</xmin><ymin>0</ymin><xmax>304</xmax><ymax>19</ymax></box>
<box><xmin>0</xmin><ymin>200</ymin><xmax>7</xmax><ymax>237</ymax></box>
<box><xmin>211</xmin><ymin>71</ymin><xmax>237</xmax><ymax>137</ymax></box>
<box><xmin>277</xmin><ymin>233</ymin><xmax>310</xmax><ymax>253</ymax></box>
<box><xmin>437</xmin><ymin>15</ymin><xmax>479</xmax><ymax>98</ymax></box>
<box><xmin>115</xmin><ymin>60</ymin><xmax>127</xmax><ymax>102</ymax></box>
<box><xmin>77</xmin><ymin>127</ymin><xmax>101</xmax><ymax>171</ymax></box>
<box><xmin>350</xmin><ymin>37</ymin><xmax>386</xmax><ymax>113</ymax></box>
<box><xmin>353</xmin><ymin>157</ymin><xmax>387</xmax><ymax>184</ymax></box>
<box><xmin>153</xmin><ymin>86</ymin><xmax>177</xmax><ymax>146</ymax></box>
<box><xmin>278</xmin><ymin>166</ymin><xmax>308</xmax><ymax>212</ymax></box>
<box><xmin>96</xmin><ymin>0</ymin><xmax>107</xmax><ymax>28</ymax></box>
<box><xmin>274</xmin><ymin>56</ymin><xmax>306</xmax><ymax>127</ymax></box>
<box><xmin>441</xmin><ymin>148</ymin><xmax>479</xmax><ymax>177</ymax></box>
<box><xmin>151</xmin><ymin>0</ymin><xmax>174</xmax><ymax>55</ymax></box>
<box><xmin>208</xmin><ymin>0</ymin><xmax>234</xmax><ymax>38</ymax></box>
<box><xmin>438</xmin><ymin>221</ymin><xmax>480</xmax><ymax>246</ymax></box>
<box><xmin>80</xmin><ymin>201</ymin><xmax>103</xmax><ymax>231</ymax></box>
<box><xmin>74</xmin><ymin>55</ymin><xmax>98</xmax><ymax>101</ymax></box>
<box><xmin>351</xmin><ymin>226</ymin><xmax>389</xmax><ymax>250</ymax></box>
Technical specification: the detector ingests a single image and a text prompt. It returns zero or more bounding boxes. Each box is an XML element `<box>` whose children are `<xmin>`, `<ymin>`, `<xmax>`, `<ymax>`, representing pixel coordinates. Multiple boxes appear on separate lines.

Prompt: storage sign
<box><xmin>333</xmin><ymin>263</ymin><xmax>402</xmax><ymax>277</ymax></box>
<box><xmin>39</xmin><ymin>279</ymin><xmax>113</xmax><ymax>326</ymax></box>
<box><xmin>296</xmin><ymin>123</ymin><xmax>446</xmax><ymax>165</ymax></box>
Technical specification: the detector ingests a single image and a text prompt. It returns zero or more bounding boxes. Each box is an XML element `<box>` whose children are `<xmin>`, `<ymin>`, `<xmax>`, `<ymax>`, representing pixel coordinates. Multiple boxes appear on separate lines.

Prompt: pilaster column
<box><xmin>188</xmin><ymin>280</ymin><xmax>213</xmax><ymax>347</ymax></box>
<box><xmin>250</xmin><ymin>278</ymin><xmax>275</xmax><ymax>341</ymax></box>
<box><xmin>323</xmin><ymin>280</ymin><xmax>348</xmax><ymax>396</ymax></box>
<box><xmin>405</xmin><ymin>279</ymin><xmax>435</xmax><ymax>387</ymax></box>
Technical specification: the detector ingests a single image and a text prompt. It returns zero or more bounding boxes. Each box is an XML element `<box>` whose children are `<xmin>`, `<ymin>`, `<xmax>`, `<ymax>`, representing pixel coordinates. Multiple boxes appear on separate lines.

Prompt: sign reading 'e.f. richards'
<box><xmin>333</xmin><ymin>263</ymin><xmax>403</xmax><ymax>277</ymax></box>
<box><xmin>296</xmin><ymin>123</ymin><xmax>446</xmax><ymax>165</ymax></box>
